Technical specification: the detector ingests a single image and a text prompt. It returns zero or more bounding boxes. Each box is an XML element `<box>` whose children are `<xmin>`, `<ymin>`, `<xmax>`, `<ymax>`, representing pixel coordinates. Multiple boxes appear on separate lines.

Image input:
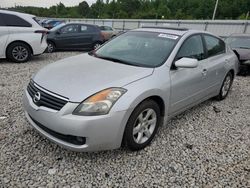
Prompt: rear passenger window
<box><xmin>2</xmin><ymin>13</ymin><xmax>32</xmax><ymax>27</ymax></box>
<box><xmin>204</xmin><ymin>35</ymin><xmax>225</xmax><ymax>57</ymax></box>
<box><xmin>0</xmin><ymin>14</ymin><xmax>5</xmax><ymax>26</ymax></box>
<box><xmin>80</xmin><ymin>25</ymin><xmax>95</xmax><ymax>32</ymax></box>
<box><xmin>80</xmin><ymin>25</ymin><xmax>88</xmax><ymax>32</ymax></box>
<box><xmin>177</xmin><ymin>35</ymin><xmax>205</xmax><ymax>61</ymax></box>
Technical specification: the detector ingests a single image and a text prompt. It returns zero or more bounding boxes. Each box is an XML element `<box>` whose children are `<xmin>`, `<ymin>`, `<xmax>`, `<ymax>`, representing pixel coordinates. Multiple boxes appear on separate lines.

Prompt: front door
<box><xmin>55</xmin><ymin>24</ymin><xmax>80</xmax><ymax>49</ymax></box>
<box><xmin>169</xmin><ymin>34</ymin><xmax>208</xmax><ymax>115</ymax></box>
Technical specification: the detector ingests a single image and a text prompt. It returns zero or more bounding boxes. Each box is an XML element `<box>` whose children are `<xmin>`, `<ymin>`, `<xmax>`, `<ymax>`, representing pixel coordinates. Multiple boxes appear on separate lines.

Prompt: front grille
<box><xmin>27</xmin><ymin>80</ymin><xmax>68</xmax><ymax>111</ymax></box>
<box><xmin>29</xmin><ymin>115</ymin><xmax>86</xmax><ymax>146</ymax></box>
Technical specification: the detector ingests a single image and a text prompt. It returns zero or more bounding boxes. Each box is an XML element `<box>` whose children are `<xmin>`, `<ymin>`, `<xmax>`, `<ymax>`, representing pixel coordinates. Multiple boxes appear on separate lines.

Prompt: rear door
<box><xmin>54</xmin><ymin>24</ymin><xmax>80</xmax><ymax>49</ymax></box>
<box><xmin>0</xmin><ymin>13</ymin><xmax>9</xmax><ymax>58</ymax></box>
<box><xmin>201</xmin><ymin>34</ymin><xmax>228</xmax><ymax>93</ymax></box>
<box><xmin>77</xmin><ymin>25</ymin><xmax>95</xmax><ymax>49</ymax></box>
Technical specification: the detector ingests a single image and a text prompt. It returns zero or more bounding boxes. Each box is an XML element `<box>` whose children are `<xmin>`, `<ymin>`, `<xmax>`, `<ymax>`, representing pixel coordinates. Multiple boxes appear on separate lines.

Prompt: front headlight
<box><xmin>73</xmin><ymin>88</ymin><xmax>127</xmax><ymax>116</ymax></box>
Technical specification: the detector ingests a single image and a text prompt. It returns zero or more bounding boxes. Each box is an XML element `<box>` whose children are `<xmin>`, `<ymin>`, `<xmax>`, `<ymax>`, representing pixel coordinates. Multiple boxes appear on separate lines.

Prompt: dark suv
<box><xmin>47</xmin><ymin>23</ymin><xmax>104</xmax><ymax>53</ymax></box>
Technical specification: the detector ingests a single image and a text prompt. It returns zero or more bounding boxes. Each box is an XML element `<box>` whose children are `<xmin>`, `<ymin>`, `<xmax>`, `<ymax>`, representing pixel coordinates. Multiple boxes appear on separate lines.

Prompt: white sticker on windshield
<box><xmin>158</xmin><ymin>34</ymin><xmax>179</xmax><ymax>40</ymax></box>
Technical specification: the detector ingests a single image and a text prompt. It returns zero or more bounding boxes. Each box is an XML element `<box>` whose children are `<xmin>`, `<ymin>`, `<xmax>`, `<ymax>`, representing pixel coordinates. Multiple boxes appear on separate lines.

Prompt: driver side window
<box><xmin>177</xmin><ymin>35</ymin><xmax>204</xmax><ymax>61</ymax></box>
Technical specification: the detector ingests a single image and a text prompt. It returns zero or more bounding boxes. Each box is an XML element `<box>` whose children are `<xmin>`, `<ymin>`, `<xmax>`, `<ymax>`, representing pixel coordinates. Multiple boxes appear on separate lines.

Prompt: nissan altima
<box><xmin>23</xmin><ymin>27</ymin><xmax>238</xmax><ymax>152</ymax></box>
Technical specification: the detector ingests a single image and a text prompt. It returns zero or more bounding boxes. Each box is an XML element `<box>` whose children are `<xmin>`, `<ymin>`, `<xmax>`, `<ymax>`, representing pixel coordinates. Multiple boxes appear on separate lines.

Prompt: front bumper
<box><xmin>23</xmin><ymin>90</ymin><xmax>131</xmax><ymax>152</ymax></box>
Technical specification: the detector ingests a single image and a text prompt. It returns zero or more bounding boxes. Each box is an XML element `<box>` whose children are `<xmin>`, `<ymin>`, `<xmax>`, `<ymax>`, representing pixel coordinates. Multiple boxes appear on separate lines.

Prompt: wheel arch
<box><xmin>93</xmin><ymin>40</ymin><xmax>103</xmax><ymax>45</ymax></box>
<box><xmin>121</xmin><ymin>95</ymin><xmax>166</xmax><ymax>148</ymax></box>
<box><xmin>47</xmin><ymin>40</ymin><xmax>56</xmax><ymax>47</ymax></box>
<box><xmin>229</xmin><ymin>69</ymin><xmax>235</xmax><ymax>79</ymax></box>
<box><xmin>139</xmin><ymin>96</ymin><xmax>165</xmax><ymax>117</ymax></box>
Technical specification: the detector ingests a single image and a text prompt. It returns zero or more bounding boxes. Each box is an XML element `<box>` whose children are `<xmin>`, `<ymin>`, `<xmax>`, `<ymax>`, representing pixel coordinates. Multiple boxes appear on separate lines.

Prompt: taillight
<box><xmin>34</xmin><ymin>30</ymin><xmax>48</xmax><ymax>34</ymax></box>
<box><xmin>35</xmin><ymin>30</ymin><xmax>48</xmax><ymax>43</ymax></box>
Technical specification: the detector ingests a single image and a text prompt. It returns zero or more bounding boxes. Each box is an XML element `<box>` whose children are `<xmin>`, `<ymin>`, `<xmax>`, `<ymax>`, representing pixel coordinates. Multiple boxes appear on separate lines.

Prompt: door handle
<box><xmin>202</xmin><ymin>69</ymin><xmax>207</xmax><ymax>76</ymax></box>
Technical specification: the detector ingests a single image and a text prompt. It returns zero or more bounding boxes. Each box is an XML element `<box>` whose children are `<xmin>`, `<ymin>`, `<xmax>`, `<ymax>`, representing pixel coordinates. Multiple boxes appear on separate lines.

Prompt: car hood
<box><xmin>33</xmin><ymin>53</ymin><xmax>154</xmax><ymax>102</ymax></box>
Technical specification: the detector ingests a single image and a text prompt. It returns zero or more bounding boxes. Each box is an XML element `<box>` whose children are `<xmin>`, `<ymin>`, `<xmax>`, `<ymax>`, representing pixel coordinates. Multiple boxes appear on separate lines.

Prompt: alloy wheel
<box><xmin>47</xmin><ymin>43</ymin><xmax>54</xmax><ymax>53</ymax></box>
<box><xmin>12</xmin><ymin>46</ymin><xmax>28</xmax><ymax>61</ymax></box>
<box><xmin>94</xmin><ymin>43</ymin><xmax>101</xmax><ymax>49</ymax></box>
<box><xmin>222</xmin><ymin>75</ymin><xmax>232</xmax><ymax>97</ymax></box>
<box><xmin>133</xmin><ymin>108</ymin><xmax>157</xmax><ymax>144</ymax></box>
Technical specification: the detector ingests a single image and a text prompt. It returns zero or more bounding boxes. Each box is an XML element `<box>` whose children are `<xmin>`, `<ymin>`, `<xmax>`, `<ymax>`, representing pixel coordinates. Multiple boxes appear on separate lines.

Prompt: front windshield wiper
<box><xmin>95</xmin><ymin>55</ymin><xmax>142</xmax><ymax>67</ymax></box>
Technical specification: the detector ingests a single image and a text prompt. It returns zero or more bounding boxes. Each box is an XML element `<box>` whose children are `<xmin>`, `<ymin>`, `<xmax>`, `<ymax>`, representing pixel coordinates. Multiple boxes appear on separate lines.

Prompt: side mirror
<box><xmin>175</xmin><ymin>57</ymin><xmax>198</xmax><ymax>68</ymax></box>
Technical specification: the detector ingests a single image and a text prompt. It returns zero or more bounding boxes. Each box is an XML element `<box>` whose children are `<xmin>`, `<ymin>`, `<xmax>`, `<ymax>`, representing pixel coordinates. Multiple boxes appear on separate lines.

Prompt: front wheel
<box><xmin>123</xmin><ymin>100</ymin><xmax>161</xmax><ymax>151</ymax></box>
<box><xmin>47</xmin><ymin>41</ymin><xmax>55</xmax><ymax>53</ymax></box>
<box><xmin>216</xmin><ymin>72</ymin><xmax>233</xmax><ymax>100</ymax></box>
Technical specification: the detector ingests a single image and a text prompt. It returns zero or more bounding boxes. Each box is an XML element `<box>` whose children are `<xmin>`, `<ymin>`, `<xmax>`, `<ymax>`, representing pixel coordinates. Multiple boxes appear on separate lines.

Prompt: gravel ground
<box><xmin>0</xmin><ymin>52</ymin><xmax>249</xmax><ymax>187</ymax></box>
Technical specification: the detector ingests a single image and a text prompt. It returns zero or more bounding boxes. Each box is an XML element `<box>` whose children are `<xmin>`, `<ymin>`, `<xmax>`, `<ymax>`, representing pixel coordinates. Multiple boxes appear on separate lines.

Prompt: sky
<box><xmin>0</xmin><ymin>0</ymin><xmax>96</xmax><ymax>8</ymax></box>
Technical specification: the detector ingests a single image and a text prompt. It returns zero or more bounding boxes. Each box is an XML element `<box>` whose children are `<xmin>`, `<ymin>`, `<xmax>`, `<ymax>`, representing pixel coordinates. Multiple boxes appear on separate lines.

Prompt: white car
<box><xmin>0</xmin><ymin>10</ymin><xmax>48</xmax><ymax>63</ymax></box>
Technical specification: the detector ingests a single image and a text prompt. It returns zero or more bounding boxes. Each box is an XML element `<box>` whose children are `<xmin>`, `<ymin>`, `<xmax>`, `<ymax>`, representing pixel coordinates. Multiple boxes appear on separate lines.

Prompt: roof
<box><xmin>64</xmin><ymin>22</ymin><xmax>98</xmax><ymax>27</ymax></box>
<box><xmin>135</xmin><ymin>26</ymin><xmax>196</xmax><ymax>36</ymax></box>
<box><xmin>0</xmin><ymin>10</ymin><xmax>34</xmax><ymax>18</ymax></box>
<box><xmin>134</xmin><ymin>26</ymin><xmax>218</xmax><ymax>38</ymax></box>
<box><xmin>141</xmin><ymin>26</ymin><xmax>188</xmax><ymax>31</ymax></box>
<box><xmin>229</xmin><ymin>33</ymin><xmax>250</xmax><ymax>37</ymax></box>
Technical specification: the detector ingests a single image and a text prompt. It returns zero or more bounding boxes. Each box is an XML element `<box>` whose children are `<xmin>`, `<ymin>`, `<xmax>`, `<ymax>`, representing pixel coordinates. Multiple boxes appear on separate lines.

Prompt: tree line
<box><xmin>7</xmin><ymin>0</ymin><xmax>250</xmax><ymax>20</ymax></box>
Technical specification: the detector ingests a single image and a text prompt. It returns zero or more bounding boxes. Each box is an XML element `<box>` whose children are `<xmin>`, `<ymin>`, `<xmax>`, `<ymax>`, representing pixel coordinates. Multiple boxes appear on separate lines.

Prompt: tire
<box><xmin>6</xmin><ymin>42</ymin><xmax>31</xmax><ymax>63</ymax></box>
<box><xmin>123</xmin><ymin>100</ymin><xmax>161</xmax><ymax>151</ymax></box>
<box><xmin>93</xmin><ymin>42</ymin><xmax>102</xmax><ymax>50</ymax></box>
<box><xmin>47</xmin><ymin>41</ymin><xmax>55</xmax><ymax>53</ymax></box>
<box><xmin>216</xmin><ymin>72</ymin><xmax>233</xmax><ymax>100</ymax></box>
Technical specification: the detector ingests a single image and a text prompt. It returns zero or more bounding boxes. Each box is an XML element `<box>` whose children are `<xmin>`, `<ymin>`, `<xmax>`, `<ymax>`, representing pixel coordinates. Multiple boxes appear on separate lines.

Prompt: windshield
<box><xmin>50</xmin><ymin>22</ymin><xmax>66</xmax><ymax>31</ymax></box>
<box><xmin>226</xmin><ymin>36</ymin><xmax>250</xmax><ymax>49</ymax></box>
<box><xmin>94</xmin><ymin>31</ymin><xmax>179</xmax><ymax>67</ymax></box>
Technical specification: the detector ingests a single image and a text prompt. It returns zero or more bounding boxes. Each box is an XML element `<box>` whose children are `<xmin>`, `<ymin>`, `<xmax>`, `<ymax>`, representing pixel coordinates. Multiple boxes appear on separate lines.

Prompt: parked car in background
<box><xmin>23</xmin><ymin>27</ymin><xmax>238</xmax><ymax>152</ymax></box>
<box><xmin>225</xmin><ymin>34</ymin><xmax>250</xmax><ymax>75</ymax></box>
<box><xmin>39</xmin><ymin>19</ymin><xmax>49</xmax><ymax>26</ymax></box>
<box><xmin>0</xmin><ymin>10</ymin><xmax>47</xmax><ymax>63</ymax></box>
<box><xmin>46</xmin><ymin>23</ymin><xmax>104</xmax><ymax>53</ymax></box>
<box><xmin>43</xmin><ymin>20</ymin><xmax>65</xmax><ymax>30</ymax></box>
<box><xmin>99</xmin><ymin>25</ymin><xmax>119</xmax><ymax>41</ymax></box>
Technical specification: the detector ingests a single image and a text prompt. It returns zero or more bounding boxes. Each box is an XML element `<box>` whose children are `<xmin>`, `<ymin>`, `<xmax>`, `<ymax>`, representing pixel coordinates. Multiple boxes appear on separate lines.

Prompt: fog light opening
<box><xmin>76</xmin><ymin>136</ymin><xmax>86</xmax><ymax>144</ymax></box>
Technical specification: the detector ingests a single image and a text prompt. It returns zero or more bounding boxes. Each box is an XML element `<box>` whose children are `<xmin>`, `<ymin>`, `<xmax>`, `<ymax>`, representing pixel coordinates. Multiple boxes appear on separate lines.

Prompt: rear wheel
<box><xmin>93</xmin><ymin>42</ymin><xmax>102</xmax><ymax>50</ymax></box>
<box><xmin>123</xmin><ymin>100</ymin><xmax>161</xmax><ymax>151</ymax></box>
<box><xmin>216</xmin><ymin>72</ymin><xmax>233</xmax><ymax>100</ymax></box>
<box><xmin>6</xmin><ymin>42</ymin><xmax>31</xmax><ymax>63</ymax></box>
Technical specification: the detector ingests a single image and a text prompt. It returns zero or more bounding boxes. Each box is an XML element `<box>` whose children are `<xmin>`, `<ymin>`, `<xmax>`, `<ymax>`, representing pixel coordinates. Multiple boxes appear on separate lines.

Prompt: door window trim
<box><xmin>201</xmin><ymin>33</ymin><xmax>226</xmax><ymax>58</ymax></box>
<box><xmin>59</xmin><ymin>24</ymin><xmax>80</xmax><ymax>34</ymax></box>
<box><xmin>171</xmin><ymin>33</ymin><xmax>206</xmax><ymax>69</ymax></box>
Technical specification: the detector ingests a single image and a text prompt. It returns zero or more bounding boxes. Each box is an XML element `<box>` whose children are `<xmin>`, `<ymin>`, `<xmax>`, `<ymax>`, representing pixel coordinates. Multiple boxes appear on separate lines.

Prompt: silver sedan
<box><xmin>23</xmin><ymin>27</ymin><xmax>238</xmax><ymax>152</ymax></box>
